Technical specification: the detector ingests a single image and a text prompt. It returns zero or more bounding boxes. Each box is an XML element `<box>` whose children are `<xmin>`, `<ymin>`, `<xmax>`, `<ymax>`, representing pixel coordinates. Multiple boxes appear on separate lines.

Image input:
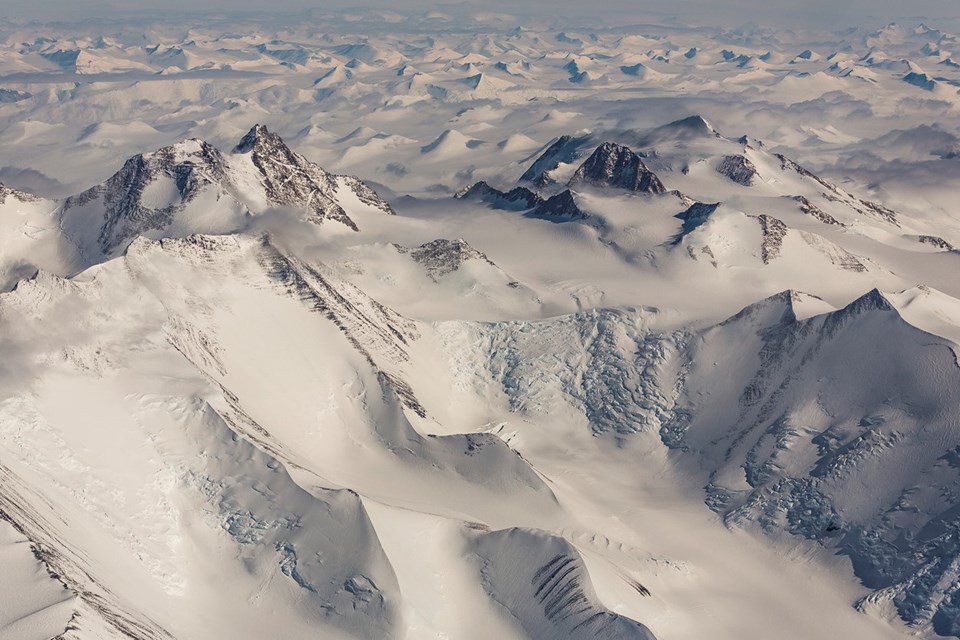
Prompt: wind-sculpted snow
<box><xmin>473</xmin><ymin>528</ymin><xmax>657</xmax><ymax>640</ymax></box>
<box><xmin>5</xmin><ymin>12</ymin><xmax>960</xmax><ymax>640</ymax></box>
<box><xmin>0</xmin><ymin>261</ymin><xmax>403</xmax><ymax>640</ymax></box>
<box><xmin>0</xmin><ymin>231</ymin><xmax>573</xmax><ymax>640</ymax></box>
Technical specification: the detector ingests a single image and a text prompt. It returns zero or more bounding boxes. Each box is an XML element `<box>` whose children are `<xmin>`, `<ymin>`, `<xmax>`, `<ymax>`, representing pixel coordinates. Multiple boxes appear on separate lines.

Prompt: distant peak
<box><xmin>721</xmin><ymin>290</ymin><xmax>804</xmax><ymax>327</ymax></box>
<box><xmin>234</xmin><ymin>123</ymin><xmax>283</xmax><ymax>154</ymax></box>
<box><xmin>527</xmin><ymin>189</ymin><xmax>588</xmax><ymax>222</ymax></box>
<box><xmin>845</xmin><ymin>288</ymin><xmax>896</xmax><ymax>314</ymax></box>
<box><xmin>638</xmin><ymin>115</ymin><xmax>721</xmax><ymax>146</ymax></box>
<box><xmin>569</xmin><ymin>142</ymin><xmax>665</xmax><ymax>193</ymax></box>
<box><xmin>674</xmin><ymin>114</ymin><xmax>714</xmax><ymax>130</ymax></box>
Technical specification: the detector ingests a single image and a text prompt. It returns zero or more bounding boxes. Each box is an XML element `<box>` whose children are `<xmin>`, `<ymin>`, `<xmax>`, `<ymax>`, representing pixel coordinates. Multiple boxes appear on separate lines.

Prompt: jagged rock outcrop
<box><xmin>567</xmin><ymin>142</ymin><xmax>666</xmax><ymax>194</ymax></box>
<box><xmin>757</xmin><ymin>214</ymin><xmax>788</xmax><ymax>264</ymax></box>
<box><xmin>519</xmin><ymin>135</ymin><xmax>588</xmax><ymax>187</ymax></box>
<box><xmin>918</xmin><ymin>235</ymin><xmax>956</xmax><ymax>251</ymax></box>
<box><xmin>235</xmin><ymin>124</ymin><xmax>379</xmax><ymax>231</ymax></box>
<box><xmin>527</xmin><ymin>190</ymin><xmax>587</xmax><ymax>222</ymax></box>
<box><xmin>673</xmin><ymin>201</ymin><xmax>720</xmax><ymax>239</ymax></box>
<box><xmin>777</xmin><ymin>154</ymin><xmax>897</xmax><ymax>225</ymax></box>
<box><xmin>791</xmin><ymin>195</ymin><xmax>842</xmax><ymax>226</ymax></box>
<box><xmin>405</xmin><ymin>238</ymin><xmax>495</xmax><ymax>280</ymax></box>
<box><xmin>58</xmin><ymin>125</ymin><xmax>395</xmax><ymax>261</ymax></box>
<box><xmin>0</xmin><ymin>182</ymin><xmax>42</xmax><ymax>204</ymax></box>
<box><xmin>717</xmin><ymin>154</ymin><xmax>760</xmax><ymax>186</ymax></box>
<box><xmin>455</xmin><ymin>181</ymin><xmax>543</xmax><ymax>211</ymax></box>
<box><xmin>61</xmin><ymin>138</ymin><xmax>237</xmax><ymax>256</ymax></box>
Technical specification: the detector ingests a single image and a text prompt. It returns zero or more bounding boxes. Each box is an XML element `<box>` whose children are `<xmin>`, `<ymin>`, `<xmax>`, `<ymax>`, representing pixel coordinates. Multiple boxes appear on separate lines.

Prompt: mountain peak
<box><xmin>146</xmin><ymin>138</ymin><xmax>224</xmax><ymax>168</ymax></box>
<box><xmin>0</xmin><ymin>182</ymin><xmax>42</xmax><ymax>204</ymax></box>
<box><xmin>568</xmin><ymin>142</ymin><xmax>666</xmax><ymax>193</ymax></box>
<box><xmin>230</xmin><ymin>124</ymin><xmax>362</xmax><ymax>230</ymax></box>
<box><xmin>637</xmin><ymin>115</ymin><xmax>721</xmax><ymax>146</ymax></box>
<box><xmin>234</xmin><ymin>123</ymin><xmax>282</xmax><ymax>155</ymax></box>
<box><xmin>409</xmin><ymin>238</ymin><xmax>495</xmax><ymax>280</ymax></box>
<box><xmin>519</xmin><ymin>134</ymin><xmax>589</xmax><ymax>187</ymax></box>
<box><xmin>844</xmin><ymin>288</ymin><xmax>896</xmax><ymax>314</ymax></box>
<box><xmin>455</xmin><ymin>181</ymin><xmax>543</xmax><ymax>211</ymax></box>
<box><xmin>527</xmin><ymin>189</ymin><xmax>587</xmax><ymax>222</ymax></box>
<box><xmin>721</xmin><ymin>290</ymin><xmax>804</xmax><ymax>327</ymax></box>
<box><xmin>671</xmin><ymin>114</ymin><xmax>716</xmax><ymax>134</ymax></box>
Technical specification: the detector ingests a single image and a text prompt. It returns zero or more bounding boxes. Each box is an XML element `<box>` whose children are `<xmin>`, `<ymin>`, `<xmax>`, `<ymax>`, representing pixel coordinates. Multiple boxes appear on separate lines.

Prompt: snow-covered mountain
<box><xmin>4</xmin><ymin>12</ymin><xmax>960</xmax><ymax>640</ymax></box>
<box><xmin>0</xmin><ymin>126</ymin><xmax>394</xmax><ymax>288</ymax></box>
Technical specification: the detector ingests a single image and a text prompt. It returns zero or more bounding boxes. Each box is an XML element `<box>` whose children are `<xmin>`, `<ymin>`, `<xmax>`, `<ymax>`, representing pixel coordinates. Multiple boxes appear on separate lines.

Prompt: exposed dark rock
<box><xmin>790</xmin><ymin>195</ymin><xmax>842</xmax><ymax>226</ymax></box>
<box><xmin>568</xmin><ymin>142</ymin><xmax>666</xmax><ymax>194</ymax></box>
<box><xmin>757</xmin><ymin>214</ymin><xmax>788</xmax><ymax>264</ymax></box>
<box><xmin>519</xmin><ymin>135</ymin><xmax>588</xmax><ymax>187</ymax></box>
<box><xmin>527</xmin><ymin>190</ymin><xmax>588</xmax><ymax>222</ymax></box>
<box><xmin>717</xmin><ymin>154</ymin><xmax>759</xmax><ymax>186</ymax></box>
<box><xmin>409</xmin><ymin>238</ymin><xmax>495</xmax><ymax>280</ymax></box>
<box><xmin>455</xmin><ymin>181</ymin><xmax>543</xmax><ymax>210</ymax></box>
<box><xmin>674</xmin><ymin>201</ymin><xmax>720</xmax><ymax>238</ymax></box>
<box><xmin>777</xmin><ymin>154</ymin><xmax>897</xmax><ymax>225</ymax></box>
<box><xmin>62</xmin><ymin>139</ymin><xmax>232</xmax><ymax>255</ymax></box>
<box><xmin>234</xmin><ymin>124</ymin><xmax>358</xmax><ymax>229</ymax></box>
<box><xmin>0</xmin><ymin>182</ymin><xmax>42</xmax><ymax>204</ymax></box>
<box><xmin>919</xmin><ymin>235</ymin><xmax>956</xmax><ymax>251</ymax></box>
<box><xmin>0</xmin><ymin>88</ymin><xmax>31</xmax><ymax>103</ymax></box>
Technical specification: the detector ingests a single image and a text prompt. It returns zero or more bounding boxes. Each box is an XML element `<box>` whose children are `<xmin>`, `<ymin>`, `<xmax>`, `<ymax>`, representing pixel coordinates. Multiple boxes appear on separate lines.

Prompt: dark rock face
<box><xmin>0</xmin><ymin>182</ymin><xmax>41</xmax><ymax>204</ymax></box>
<box><xmin>527</xmin><ymin>190</ymin><xmax>588</xmax><ymax>222</ymax></box>
<box><xmin>568</xmin><ymin>142</ymin><xmax>666</xmax><ymax>194</ymax></box>
<box><xmin>0</xmin><ymin>88</ymin><xmax>31</xmax><ymax>103</ymax></box>
<box><xmin>791</xmin><ymin>195</ymin><xmax>842</xmax><ymax>226</ymax></box>
<box><xmin>60</xmin><ymin>125</ymin><xmax>395</xmax><ymax>258</ymax></box>
<box><xmin>235</xmin><ymin>124</ymin><xmax>394</xmax><ymax>220</ymax></box>
<box><xmin>919</xmin><ymin>235</ymin><xmax>956</xmax><ymax>251</ymax></box>
<box><xmin>757</xmin><ymin>214</ymin><xmax>788</xmax><ymax>264</ymax></box>
<box><xmin>62</xmin><ymin>139</ymin><xmax>232</xmax><ymax>254</ymax></box>
<box><xmin>499</xmin><ymin>186</ymin><xmax>545</xmax><ymax>210</ymax></box>
<box><xmin>717</xmin><ymin>154</ymin><xmax>759</xmax><ymax>186</ymax></box>
<box><xmin>904</xmin><ymin>71</ymin><xmax>936</xmax><ymax>91</ymax></box>
<box><xmin>455</xmin><ymin>181</ymin><xmax>543</xmax><ymax>211</ymax></box>
<box><xmin>677</xmin><ymin>201</ymin><xmax>720</xmax><ymax>222</ymax></box>
<box><xmin>674</xmin><ymin>201</ymin><xmax>720</xmax><ymax>238</ymax></box>
<box><xmin>519</xmin><ymin>135</ymin><xmax>587</xmax><ymax>188</ymax></box>
<box><xmin>408</xmin><ymin>238</ymin><xmax>495</xmax><ymax>280</ymax></box>
<box><xmin>455</xmin><ymin>181</ymin><xmax>499</xmax><ymax>200</ymax></box>
<box><xmin>234</xmin><ymin>124</ymin><xmax>359</xmax><ymax>229</ymax></box>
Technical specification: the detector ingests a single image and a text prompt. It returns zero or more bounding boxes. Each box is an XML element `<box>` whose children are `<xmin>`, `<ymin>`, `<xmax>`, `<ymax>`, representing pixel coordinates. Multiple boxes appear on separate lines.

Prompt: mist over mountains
<box><xmin>2</xmin><ymin>8</ymin><xmax>960</xmax><ymax>640</ymax></box>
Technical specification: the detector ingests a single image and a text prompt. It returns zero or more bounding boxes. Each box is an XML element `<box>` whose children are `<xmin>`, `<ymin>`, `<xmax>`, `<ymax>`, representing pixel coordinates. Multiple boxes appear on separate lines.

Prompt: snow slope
<box><xmin>4</xmin><ymin>12</ymin><xmax>960</xmax><ymax>640</ymax></box>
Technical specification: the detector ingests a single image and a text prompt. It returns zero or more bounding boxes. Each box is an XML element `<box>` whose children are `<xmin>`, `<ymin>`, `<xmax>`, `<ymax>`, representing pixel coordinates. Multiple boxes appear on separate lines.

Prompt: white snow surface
<box><xmin>3</xmin><ymin>10</ymin><xmax>960</xmax><ymax>640</ymax></box>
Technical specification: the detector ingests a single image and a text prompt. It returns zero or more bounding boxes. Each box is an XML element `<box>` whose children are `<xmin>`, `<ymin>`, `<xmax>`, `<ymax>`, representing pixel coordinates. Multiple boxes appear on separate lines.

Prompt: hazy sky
<box><xmin>0</xmin><ymin>0</ymin><xmax>957</xmax><ymax>28</ymax></box>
